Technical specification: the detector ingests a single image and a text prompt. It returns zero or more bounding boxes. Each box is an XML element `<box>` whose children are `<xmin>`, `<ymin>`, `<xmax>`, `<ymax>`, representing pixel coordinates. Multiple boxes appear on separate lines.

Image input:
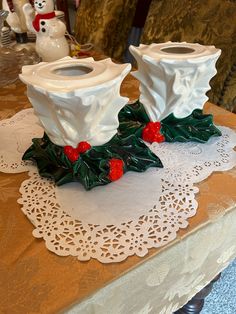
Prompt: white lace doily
<box><xmin>0</xmin><ymin>109</ymin><xmax>43</xmax><ymax>173</ymax></box>
<box><xmin>1</xmin><ymin>109</ymin><xmax>236</xmax><ymax>263</ymax></box>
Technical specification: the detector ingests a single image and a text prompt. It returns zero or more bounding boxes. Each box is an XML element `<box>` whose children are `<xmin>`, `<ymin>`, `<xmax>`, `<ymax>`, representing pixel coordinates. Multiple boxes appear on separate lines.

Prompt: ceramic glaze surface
<box><xmin>19</xmin><ymin>57</ymin><xmax>131</xmax><ymax>147</ymax></box>
<box><xmin>130</xmin><ymin>42</ymin><xmax>221</xmax><ymax>121</ymax></box>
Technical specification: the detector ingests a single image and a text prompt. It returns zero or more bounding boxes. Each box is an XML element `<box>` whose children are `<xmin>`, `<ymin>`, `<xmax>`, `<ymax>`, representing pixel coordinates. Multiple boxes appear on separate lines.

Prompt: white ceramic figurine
<box><xmin>23</xmin><ymin>0</ymin><xmax>69</xmax><ymax>61</ymax></box>
<box><xmin>2</xmin><ymin>0</ymin><xmax>32</xmax><ymax>42</ymax></box>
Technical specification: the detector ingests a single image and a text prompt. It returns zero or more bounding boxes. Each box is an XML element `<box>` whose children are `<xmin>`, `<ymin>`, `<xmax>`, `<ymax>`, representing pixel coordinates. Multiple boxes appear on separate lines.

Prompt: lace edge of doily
<box><xmin>16</xmin><ymin>167</ymin><xmax>199</xmax><ymax>263</ymax></box>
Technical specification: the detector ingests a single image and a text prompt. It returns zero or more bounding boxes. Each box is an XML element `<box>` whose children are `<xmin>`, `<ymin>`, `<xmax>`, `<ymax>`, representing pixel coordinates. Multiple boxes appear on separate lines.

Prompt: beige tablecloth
<box><xmin>0</xmin><ymin>76</ymin><xmax>236</xmax><ymax>314</ymax></box>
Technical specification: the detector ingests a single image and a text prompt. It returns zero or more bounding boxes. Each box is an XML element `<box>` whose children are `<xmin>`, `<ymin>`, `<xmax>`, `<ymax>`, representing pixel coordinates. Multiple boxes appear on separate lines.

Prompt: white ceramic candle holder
<box><xmin>19</xmin><ymin>56</ymin><xmax>131</xmax><ymax>147</ymax></box>
<box><xmin>129</xmin><ymin>42</ymin><xmax>221</xmax><ymax>121</ymax></box>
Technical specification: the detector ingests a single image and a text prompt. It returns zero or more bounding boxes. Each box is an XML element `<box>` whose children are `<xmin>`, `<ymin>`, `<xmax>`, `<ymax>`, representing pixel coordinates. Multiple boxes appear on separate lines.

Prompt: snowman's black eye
<box><xmin>41</xmin><ymin>21</ymin><xmax>45</xmax><ymax>25</ymax></box>
<box><xmin>42</xmin><ymin>28</ymin><xmax>46</xmax><ymax>32</ymax></box>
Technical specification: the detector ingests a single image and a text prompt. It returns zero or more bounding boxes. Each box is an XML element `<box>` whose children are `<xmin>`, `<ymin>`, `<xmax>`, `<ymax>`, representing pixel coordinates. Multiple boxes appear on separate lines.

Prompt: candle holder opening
<box><xmin>53</xmin><ymin>65</ymin><xmax>93</xmax><ymax>76</ymax></box>
<box><xmin>161</xmin><ymin>46</ymin><xmax>195</xmax><ymax>54</ymax></box>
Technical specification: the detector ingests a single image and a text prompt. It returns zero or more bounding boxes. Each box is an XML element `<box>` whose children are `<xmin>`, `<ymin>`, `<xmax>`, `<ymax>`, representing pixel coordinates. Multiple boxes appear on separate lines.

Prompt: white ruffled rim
<box><xmin>19</xmin><ymin>57</ymin><xmax>131</xmax><ymax>93</ymax></box>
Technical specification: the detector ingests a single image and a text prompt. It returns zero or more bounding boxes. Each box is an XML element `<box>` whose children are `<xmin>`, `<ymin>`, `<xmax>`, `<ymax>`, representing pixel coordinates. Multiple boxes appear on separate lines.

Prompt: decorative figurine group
<box><xmin>2</xmin><ymin>0</ymin><xmax>69</xmax><ymax>60</ymax></box>
<box><xmin>19</xmin><ymin>42</ymin><xmax>222</xmax><ymax>190</ymax></box>
<box><xmin>2</xmin><ymin>1</ymin><xmax>222</xmax><ymax>190</ymax></box>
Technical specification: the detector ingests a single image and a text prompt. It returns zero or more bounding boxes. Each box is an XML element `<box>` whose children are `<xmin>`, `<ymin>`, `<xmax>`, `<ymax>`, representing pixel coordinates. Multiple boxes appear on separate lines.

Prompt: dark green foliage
<box><xmin>118</xmin><ymin>100</ymin><xmax>221</xmax><ymax>143</ymax></box>
<box><xmin>23</xmin><ymin>133</ymin><xmax>163</xmax><ymax>190</ymax></box>
<box><xmin>161</xmin><ymin>109</ymin><xmax>222</xmax><ymax>142</ymax></box>
<box><xmin>118</xmin><ymin>100</ymin><xmax>150</xmax><ymax>137</ymax></box>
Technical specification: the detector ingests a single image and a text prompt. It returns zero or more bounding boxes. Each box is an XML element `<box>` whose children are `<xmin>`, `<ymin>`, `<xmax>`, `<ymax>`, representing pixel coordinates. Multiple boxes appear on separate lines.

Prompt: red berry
<box><xmin>142</xmin><ymin>132</ymin><xmax>152</xmax><ymax>143</ymax></box>
<box><xmin>154</xmin><ymin>121</ymin><xmax>161</xmax><ymax>131</ymax></box>
<box><xmin>63</xmin><ymin>145</ymin><xmax>74</xmax><ymax>156</ymax></box>
<box><xmin>155</xmin><ymin>133</ymin><xmax>165</xmax><ymax>143</ymax></box>
<box><xmin>142</xmin><ymin>121</ymin><xmax>165</xmax><ymax>143</ymax></box>
<box><xmin>142</xmin><ymin>127</ymin><xmax>155</xmax><ymax>142</ymax></box>
<box><xmin>146</xmin><ymin>121</ymin><xmax>161</xmax><ymax>132</ymax></box>
<box><xmin>108</xmin><ymin>159</ymin><xmax>124</xmax><ymax>181</ymax></box>
<box><xmin>63</xmin><ymin>145</ymin><xmax>80</xmax><ymax>162</ymax></box>
<box><xmin>109</xmin><ymin>159</ymin><xmax>123</xmax><ymax>169</ymax></box>
<box><xmin>77</xmin><ymin>141</ymin><xmax>91</xmax><ymax>153</ymax></box>
<box><xmin>67</xmin><ymin>150</ymin><xmax>80</xmax><ymax>162</ymax></box>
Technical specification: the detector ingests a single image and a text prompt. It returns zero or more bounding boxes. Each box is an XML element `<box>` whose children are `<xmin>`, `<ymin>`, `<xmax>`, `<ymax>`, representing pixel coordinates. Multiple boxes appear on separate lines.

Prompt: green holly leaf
<box><xmin>96</xmin><ymin>134</ymin><xmax>162</xmax><ymax>172</ymax></box>
<box><xmin>23</xmin><ymin>133</ymin><xmax>163</xmax><ymax>190</ymax></box>
<box><xmin>118</xmin><ymin>101</ymin><xmax>221</xmax><ymax>143</ymax></box>
<box><xmin>161</xmin><ymin>109</ymin><xmax>222</xmax><ymax>142</ymax></box>
<box><xmin>72</xmin><ymin>157</ymin><xmax>110</xmax><ymax>190</ymax></box>
<box><xmin>23</xmin><ymin>133</ymin><xmax>73</xmax><ymax>183</ymax></box>
<box><xmin>118</xmin><ymin>100</ymin><xmax>149</xmax><ymax>137</ymax></box>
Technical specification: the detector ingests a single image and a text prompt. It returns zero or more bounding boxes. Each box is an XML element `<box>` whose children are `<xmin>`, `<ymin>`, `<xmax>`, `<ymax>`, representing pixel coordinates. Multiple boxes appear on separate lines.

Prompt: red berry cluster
<box><xmin>63</xmin><ymin>141</ymin><xmax>91</xmax><ymax>162</ymax></box>
<box><xmin>142</xmin><ymin>122</ymin><xmax>165</xmax><ymax>143</ymax></box>
<box><xmin>108</xmin><ymin>159</ymin><xmax>124</xmax><ymax>181</ymax></box>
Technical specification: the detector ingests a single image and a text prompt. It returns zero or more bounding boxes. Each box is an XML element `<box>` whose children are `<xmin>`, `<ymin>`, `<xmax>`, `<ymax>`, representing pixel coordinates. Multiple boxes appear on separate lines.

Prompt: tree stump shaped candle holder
<box><xmin>119</xmin><ymin>42</ymin><xmax>222</xmax><ymax>143</ymax></box>
<box><xmin>20</xmin><ymin>57</ymin><xmax>163</xmax><ymax>190</ymax></box>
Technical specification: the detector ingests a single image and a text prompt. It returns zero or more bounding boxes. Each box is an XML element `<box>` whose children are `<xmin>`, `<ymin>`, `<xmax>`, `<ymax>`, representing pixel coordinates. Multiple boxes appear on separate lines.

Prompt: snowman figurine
<box><xmin>23</xmin><ymin>0</ymin><xmax>69</xmax><ymax>61</ymax></box>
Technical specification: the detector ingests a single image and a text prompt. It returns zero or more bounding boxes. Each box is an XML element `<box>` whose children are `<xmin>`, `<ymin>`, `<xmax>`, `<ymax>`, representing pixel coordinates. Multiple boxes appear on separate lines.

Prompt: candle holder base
<box><xmin>118</xmin><ymin>100</ymin><xmax>222</xmax><ymax>144</ymax></box>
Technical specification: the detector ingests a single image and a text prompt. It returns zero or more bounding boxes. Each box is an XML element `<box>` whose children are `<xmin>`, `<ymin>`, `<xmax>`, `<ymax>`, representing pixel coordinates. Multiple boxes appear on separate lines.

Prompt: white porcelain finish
<box><xmin>23</xmin><ymin>0</ymin><xmax>69</xmax><ymax>61</ymax></box>
<box><xmin>130</xmin><ymin>42</ymin><xmax>221</xmax><ymax>121</ymax></box>
<box><xmin>19</xmin><ymin>57</ymin><xmax>131</xmax><ymax>147</ymax></box>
